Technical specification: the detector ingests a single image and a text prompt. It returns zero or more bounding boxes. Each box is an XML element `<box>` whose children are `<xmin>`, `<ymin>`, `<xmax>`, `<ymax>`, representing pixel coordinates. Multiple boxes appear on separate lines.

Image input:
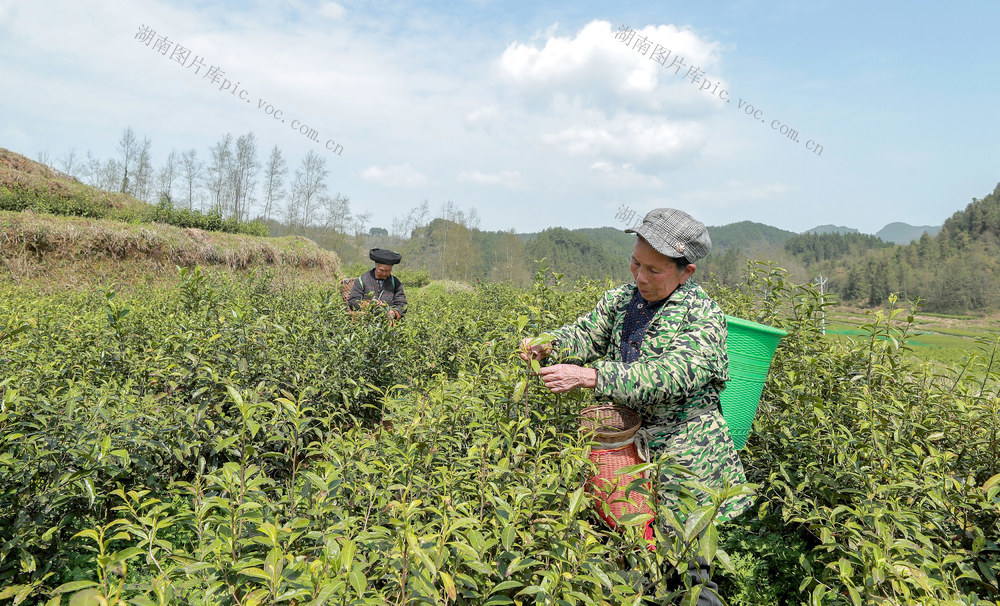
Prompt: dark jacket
<box><xmin>347</xmin><ymin>269</ymin><xmax>407</xmax><ymax>317</ymax></box>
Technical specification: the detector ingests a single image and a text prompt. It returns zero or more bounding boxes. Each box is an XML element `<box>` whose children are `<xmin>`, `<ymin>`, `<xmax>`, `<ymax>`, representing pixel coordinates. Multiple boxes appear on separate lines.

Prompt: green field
<box><xmin>2</xmin><ymin>268</ymin><xmax>999</xmax><ymax>605</ymax></box>
<box><xmin>822</xmin><ymin>307</ymin><xmax>998</xmax><ymax>367</ymax></box>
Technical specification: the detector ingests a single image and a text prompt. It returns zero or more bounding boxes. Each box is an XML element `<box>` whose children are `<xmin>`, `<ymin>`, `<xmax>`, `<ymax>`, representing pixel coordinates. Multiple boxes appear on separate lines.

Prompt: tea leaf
<box><xmin>440</xmin><ymin>570</ymin><xmax>457</xmax><ymax>601</ymax></box>
<box><xmin>52</xmin><ymin>582</ymin><xmax>99</xmax><ymax>595</ymax></box>
<box><xmin>348</xmin><ymin>568</ymin><xmax>366</xmax><ymax>596</ymax></box>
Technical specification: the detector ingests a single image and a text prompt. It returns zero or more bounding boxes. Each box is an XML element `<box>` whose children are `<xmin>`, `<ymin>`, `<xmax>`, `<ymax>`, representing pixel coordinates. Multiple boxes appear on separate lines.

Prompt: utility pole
<box><xmin>815</xmin><ymin>274</ymin><xmax>828</xmax><ymax>335</ymax></box>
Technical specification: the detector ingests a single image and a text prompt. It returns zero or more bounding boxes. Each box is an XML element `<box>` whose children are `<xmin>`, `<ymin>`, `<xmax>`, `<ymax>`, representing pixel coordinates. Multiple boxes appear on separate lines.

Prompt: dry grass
<box><xmin>0</xmin><ymin>147</ymin><xmax>140</xmax><ymax>213</ymax></box>
<box><xmin>0</xmin><ymin>211</ymin><xmax>341</xmax><ymax>288</ymax></box>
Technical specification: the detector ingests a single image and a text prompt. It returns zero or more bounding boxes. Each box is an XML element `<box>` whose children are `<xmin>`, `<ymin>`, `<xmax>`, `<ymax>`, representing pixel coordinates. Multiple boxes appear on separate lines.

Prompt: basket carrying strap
<box><xmin>593</xmin><ymin>428</ymin><xmax>651</xmax><ymax>462</ymax></box>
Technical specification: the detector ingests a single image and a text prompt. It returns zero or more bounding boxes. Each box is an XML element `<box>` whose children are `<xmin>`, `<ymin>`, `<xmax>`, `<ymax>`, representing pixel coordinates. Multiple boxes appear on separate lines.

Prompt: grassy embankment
<box><xmin>0</xmin><ymin>147</ymin><xmax>341</xmax><ymax>289</ymax></box>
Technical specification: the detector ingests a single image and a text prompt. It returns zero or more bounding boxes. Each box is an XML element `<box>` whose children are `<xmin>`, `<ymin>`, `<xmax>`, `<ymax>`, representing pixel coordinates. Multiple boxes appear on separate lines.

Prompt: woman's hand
<box><xmin>519</xmin><ymin>338</ymin><xmax>552</xmax><ymax>362</ymax></box>
<box><xmin>535</xmin><ymin>364</ymin><xmax>597</xmax><ymax>393</ymax></box>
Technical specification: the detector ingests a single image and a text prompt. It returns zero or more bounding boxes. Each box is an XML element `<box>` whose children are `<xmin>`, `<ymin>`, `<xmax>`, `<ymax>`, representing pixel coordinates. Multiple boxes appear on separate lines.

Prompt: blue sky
<box><xmin>1</xmin><ymin>0</ymin><xmax>997</xmax><ymax>234</ymax></box>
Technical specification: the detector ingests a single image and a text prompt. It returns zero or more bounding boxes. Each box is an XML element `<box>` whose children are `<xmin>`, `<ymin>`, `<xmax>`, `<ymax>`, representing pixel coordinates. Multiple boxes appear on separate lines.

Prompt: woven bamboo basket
<box><xmin>338</xmin><ymin>277</ymin><xmax>355</xmax><ymax>305</ymax></box>
<box><xmin>579</xmin><ymin>405</ymin><xmax>654</xmax><ymax>545</ymax></box>
<box><xmin>579</xmin><ymin>404</ymin><xmax>642</xmax><ymax>444</ymax></box>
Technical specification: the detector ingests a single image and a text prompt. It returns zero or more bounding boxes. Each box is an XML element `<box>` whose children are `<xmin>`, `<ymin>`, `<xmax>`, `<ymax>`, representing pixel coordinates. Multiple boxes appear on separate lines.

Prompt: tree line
<box><xmin>38</xmin><ymin>128</ymin><xmax>804</xmax><ymax>289</ymax></box>
<box><xmin>783</xmin><ymin>232</ymin><xmax>894</xmax><ymax>264</ymax></box>
<box><xmin>41</xmin><ymin>127</ymin><xmax>354</xmax><ymax>233</ymax></box>
<box><xmin>812</xmin><ymin>184</ymin><xmax>1000</xmax><ymax>312</ymax></box>
<box><xmin>37</xmin><ymin>131</ymin><xmax>1000</xmax><ymax>311</ymax></box>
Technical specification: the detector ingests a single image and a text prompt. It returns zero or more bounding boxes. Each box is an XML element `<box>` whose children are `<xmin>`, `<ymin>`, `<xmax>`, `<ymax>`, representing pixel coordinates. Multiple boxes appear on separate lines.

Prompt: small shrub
<box><xmin>0</xmin><ymin>184</ymin><xmax>267</xmax><ymax>237</ymax></box>
<box><xmin>393</xmin><ymin>267</ymin><xmax>430</xmax><ymax>287</ymax></box>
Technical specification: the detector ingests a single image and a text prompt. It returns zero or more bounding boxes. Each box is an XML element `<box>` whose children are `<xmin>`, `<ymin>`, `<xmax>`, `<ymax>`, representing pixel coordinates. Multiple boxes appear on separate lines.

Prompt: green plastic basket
<box><xmin>719</xmin><ymin>315</ymin><xmax>787</xmax><ymax>450</ymax></box>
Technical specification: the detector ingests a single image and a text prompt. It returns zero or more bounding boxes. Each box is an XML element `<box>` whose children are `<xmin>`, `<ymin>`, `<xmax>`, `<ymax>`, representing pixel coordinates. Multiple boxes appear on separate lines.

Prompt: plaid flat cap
<box><xmin>625</xmin><ymin>208</ymin><xmax>712</xmax><ymax>262</ymax></box>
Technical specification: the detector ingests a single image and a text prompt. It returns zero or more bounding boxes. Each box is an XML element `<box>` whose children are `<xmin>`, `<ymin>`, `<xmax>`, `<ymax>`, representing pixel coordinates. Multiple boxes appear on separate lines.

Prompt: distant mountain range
<box><xmin>873</xmin><ymin>222</ymin><xmax>942</xmax><ymax>244</ymax></box>
<box><xmin>804</xmin><ymin>225</ymin><xmax>859</xmax><ymax>235</ymax></box>
<box><xmin>531</xmin><ymin>220</ymin><xmax>942</xmax><ymax>258</ymax></box>
<box><xmin>804</xmin><ymin>222</ymin><xmax>941</xmax><ymax>244</ymax></box>
<box><xmin>544</xmin><ymin>219</ymin><xmax>941</xmax><ymax>259</ymax></box>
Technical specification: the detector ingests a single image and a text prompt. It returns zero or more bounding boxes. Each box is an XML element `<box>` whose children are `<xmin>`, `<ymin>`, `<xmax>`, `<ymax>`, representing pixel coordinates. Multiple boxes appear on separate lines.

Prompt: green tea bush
<box><xmin>341</xmin><ymin>261</ymin><xmax>369</xmax><ymax>279</ymax></box>
<box><xmin>394</xmin><ymin>268</ymin><xmax>431</xmax><ymax>288</ymax></box>
<box><xmin>1</xmin><ymin>267</ymin><xmax>740</xmax><ymax>604</ymax></box>
<box><xmin>2</xmin><ymin>262</ymin><xmax>998</xmax><ymax>605</ymax></box>
<box><xmin>717</xmin><ymin>263</ymin><xmax>1000</xmax><ymax>605</ymax></box>
<box><xmin>716</xmin><ymin>513</ymin><xmax>815</xmax><ymax>606</ymax></box>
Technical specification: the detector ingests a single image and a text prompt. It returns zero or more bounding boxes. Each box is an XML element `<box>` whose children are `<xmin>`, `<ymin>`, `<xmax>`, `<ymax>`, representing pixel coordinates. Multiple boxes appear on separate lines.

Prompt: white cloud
<box><xmin>498</xmin><ymin>20</ymin><xmax>726</xmax><ymax>115</ymax></box>
<box><xmin>491</xmin><ymin>20</ymin><xmax>729</xmax><ymax>175</ymax></box>
<box><xmin>663</xmin><ymin>180</ymin><xmax>798</xmax><ymax>219</ymax></box>
<box><xmin>540</xmin><ymin>111</ymin><xmax>706</xmax><ymax>166</ymax></box>
<box><xmin>737</xmin><ymin>181</ymin><xmax>795</xmax><ymax>200</ymax></box>
<box><xmin>457</xmin><ymin>169</ymin><xmax>523</xmax><ymax>189</ymax></box>
<box><xmin>499</xmin><ymin>21</ymin><xmax>605</xmax><ymax>84</ymax></box>
<box><xmin>318</xmin><ymin>2</ymin><xmax>345</xmax><ymax>19</ymax></box>
<box><xmin>589</xmin><ymin>161</ymin><xmax>664</xmax><ymax>188</ymax></box>
<box><xmin>691</xmin><ymin>180</ymin><xmax>796</xmax><ymax>202</ymax></box>
<box><xmin>361</xmin><ymin>164</ymin><xmax>430</xmax><ymax>188</ymax></box>
<box><xmin>465</xmin><ymin>105</ymin><xmax>500</xmax><ymax>124</ymax></box>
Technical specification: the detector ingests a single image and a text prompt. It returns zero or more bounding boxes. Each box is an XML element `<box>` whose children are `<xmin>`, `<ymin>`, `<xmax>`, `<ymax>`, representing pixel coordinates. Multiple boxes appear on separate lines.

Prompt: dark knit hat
<box><xmin>625</xmin><ymin>208</ymin><xmax>711</xmax><ymax>262</ymax></box>
<box><xmin>369</xmin><ymin>248</ymin><xmax>402</xmax><ymax>265</ymax></box>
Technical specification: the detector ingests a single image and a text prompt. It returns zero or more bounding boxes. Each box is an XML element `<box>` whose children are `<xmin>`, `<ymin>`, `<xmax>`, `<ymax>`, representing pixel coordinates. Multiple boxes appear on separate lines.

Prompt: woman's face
<box><xmin>374</xmin><ymin>263</ymin><xmax>393</xmax><ymax>280</ymax></box>
<box><xmin>629</xmin><ymin>237</ymin><xmax>695</xmax><ymax>302</ymax></box>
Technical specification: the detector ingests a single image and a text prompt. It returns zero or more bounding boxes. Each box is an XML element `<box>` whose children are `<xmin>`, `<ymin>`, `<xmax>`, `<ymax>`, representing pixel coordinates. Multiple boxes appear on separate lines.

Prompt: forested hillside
<box><xmin>876</xmin><ymin>221</ymin><xmax>941</xmax><ymax>244</ymax></box>
<box><xmin>407</xmin><ymin>220</ymin><xmax>805</xmax><ymax>289</ymax></box>
<box><xmin>8</xmin><ymin>136</ymin><xmax>1000</xmax><ymax>313</ymax></box>
<box><xmin>826</xmin><ymin>183</ymin><xmax>1000</xmax><ymax>311</ymax></box>
<box><xmin>784</xmin><ymin>232</ymin><xmax>894</xmax><ymax>264</ymax></box>
<box><xmin>805</xmin><ymin>224</ymin><xmax>858</xmax><ymax>235</ymax></box>
<box><xmin>707</xmin><ymin>220</ymin><xmax>797</xmax><ymax>250</ymax></box>
<box><xmin>695</xmin><ymin>221</ymin><xmax>804</xmax><ymax>285</ymax></box>
<box><xmin>572</xmin><ymin>227</ymin><xmax>635</xmax><ymax>274</ymax></box>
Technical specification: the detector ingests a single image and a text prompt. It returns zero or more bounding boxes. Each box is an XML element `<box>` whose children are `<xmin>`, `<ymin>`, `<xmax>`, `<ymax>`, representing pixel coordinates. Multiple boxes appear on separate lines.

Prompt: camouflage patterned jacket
<box><xmin>548</xmin><ymin>280</ymin><xmax>728</xmax><ymax>425</ymax></box>
<box><xmin>549</xmin><ymin>280</ymin><xmax>753</xmax><ymax>522</ymax></box>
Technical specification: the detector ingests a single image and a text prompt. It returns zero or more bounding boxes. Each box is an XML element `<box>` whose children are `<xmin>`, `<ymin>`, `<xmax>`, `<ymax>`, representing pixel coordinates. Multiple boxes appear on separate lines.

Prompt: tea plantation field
<box><xmin>823</xmin><ymin>306</ymin><xmax>1000</xmax><ymax>367</ymax></box>
<box><xmin>1</xmin><ymin>264</ymin><xmax>998</xmax><ymax>605</ymax></box>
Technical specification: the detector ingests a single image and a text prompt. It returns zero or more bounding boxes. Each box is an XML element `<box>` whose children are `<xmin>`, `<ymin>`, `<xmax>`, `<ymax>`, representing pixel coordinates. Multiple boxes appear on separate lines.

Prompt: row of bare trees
<box><xmin>41</xmin><ymin>129</ymin><xmax>505</xmax><ymax>274</ymax></box>
<box><xmin>44</xmin><ymin>127</ymin><xmax>354</xmax><ymax>231</ymax></box>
